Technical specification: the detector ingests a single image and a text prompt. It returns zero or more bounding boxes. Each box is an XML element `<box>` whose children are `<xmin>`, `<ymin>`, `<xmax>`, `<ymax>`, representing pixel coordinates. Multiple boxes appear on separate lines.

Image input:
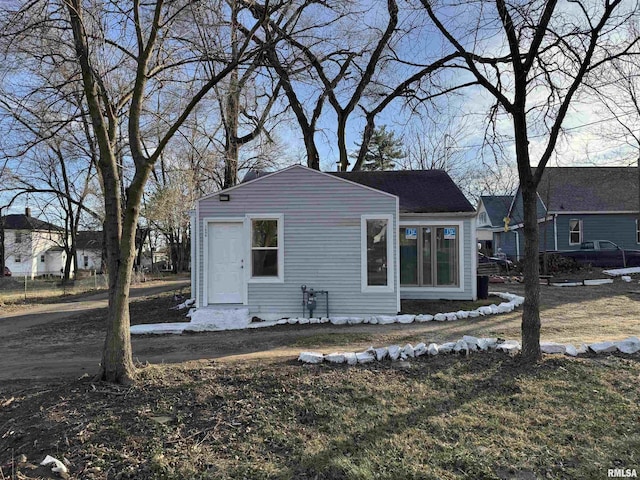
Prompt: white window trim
<box><xmin>569</xmin><ymin>219</ymin><xmax>582</xmax><ymax>245</ymax></box>
<box><xmin>361</xmin><ymin>214</ymin><xmax>395</xmax><ymax>293</ymax></box>
<box><xmin>399</xmin><ymin>219</ymin><xmax>465</xmax><ymax>293</ymax></box>
<box><xmin>246</xmin><ymin>214</ymin><xmax>284</xmax><ymax>284</ymax></box>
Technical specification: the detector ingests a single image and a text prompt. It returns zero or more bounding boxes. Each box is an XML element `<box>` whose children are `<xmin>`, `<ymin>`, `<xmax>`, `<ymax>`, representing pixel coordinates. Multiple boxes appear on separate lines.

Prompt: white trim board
<box><xmin>245</xmin><ymin>213</ymin><xmax>285</xmax><ymax>284</ymax></box>
<box><xmin>202</xmin><ymin>217</ymin><xmax>247</xmax><ymax>307</ymax></box>
<box><xmin>399</xmin><ymin>219</ymin><xmax>466</xmax><ymax>293</ymax></box>
<box><xmin>361</xmin><ymin>214</ymin><xmax>395</xmax><ymax>294</ymax></box>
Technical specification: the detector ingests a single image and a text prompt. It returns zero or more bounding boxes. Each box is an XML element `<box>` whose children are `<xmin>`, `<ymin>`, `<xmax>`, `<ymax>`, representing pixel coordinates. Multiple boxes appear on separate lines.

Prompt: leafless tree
<box><xmin>1</xmin><ymin>0</ymin><xmax>274</xmax><ymax>383</ymax></box>
<box><xmin>420</xmin><ymin>0</ymin><xmax>640</xmax><ymax>362</ymax></box>
<box><xmin>0</xmin><ymin>92</ymin><xmax>100</xmax><ymax>280</ymax></box>
<box><xmin>588</xmin><ymin>41</ymin><xmax>640</xmax><ymax>227</ymax></box>
<box><xmin>242</xmin><ymin>0</ymin><xmax>416</xmax><ymax>170</ymax></box>
<box><xmin>217</xmin><ymin>1</ymin><xmax>288</xmax><ymax>187</ymax></box>
<box><xmin>144</xmin><ymin>170</ymin><xmax>195</xmax><ymax>273</ymax></box>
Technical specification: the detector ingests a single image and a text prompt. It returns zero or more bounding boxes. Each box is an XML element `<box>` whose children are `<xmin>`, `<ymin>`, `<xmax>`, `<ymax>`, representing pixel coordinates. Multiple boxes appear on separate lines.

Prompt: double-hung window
<box><xmin>249</xmin><ymin>215</ymin><xmax>283</xmax><ymax>281</ymax></box>
<box><xmin>569</xmin><ymin>219</ymin><xmax>582</xmax><ymax>245</ymax></box>
<box><xmin>400</xmin><ymin>225</ymin><xmax>459</xmax><ymax>287</ymax></box>
<box><xmin>362</xmin><ymin>215</ymin><xmax>394</xmax><ymax>292</ymax></box>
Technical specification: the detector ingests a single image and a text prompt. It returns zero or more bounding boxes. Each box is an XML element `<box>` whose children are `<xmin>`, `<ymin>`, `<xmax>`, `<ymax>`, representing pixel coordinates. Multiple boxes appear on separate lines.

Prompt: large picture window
<box><xmin>569</xmin><ymin>219</ymin><xmax>582</xmax><ymax>245</ymax></box>
<box><xmin>400</xmin><ymin>225</ymin><xmax>459</xmax><ymax>287</ymax></box>
<box><xmin>251</xmin><ymin>219</ymin><xmax>279</xmax><ymax>277</ymax></box>
<box><xmin>361</xmin><ymin>215</ymin><xmax>394</xmax><ymax>292</ymax></box>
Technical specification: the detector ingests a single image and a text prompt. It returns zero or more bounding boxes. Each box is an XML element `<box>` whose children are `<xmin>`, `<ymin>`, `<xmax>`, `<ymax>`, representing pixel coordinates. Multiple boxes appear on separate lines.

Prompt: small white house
<box><xmin>75</xmin><ymin>231</ymin><xmax>103</xmax><ymax>271</ymax></box>
<box><xmin>191</xmin><ymin>165</ymin><xmax>476</xmax><ymax>318</ymax></box>
<box><xmin>2</xmin><ymin>209</ymin><xmax>71</xmax><ymax>278</ymax></box>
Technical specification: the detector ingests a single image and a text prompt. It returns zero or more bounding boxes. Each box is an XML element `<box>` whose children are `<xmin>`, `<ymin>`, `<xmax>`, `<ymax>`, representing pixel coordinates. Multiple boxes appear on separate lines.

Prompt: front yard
<box><xmin>1</xmin><ymin>276</ymin><xmax>639</xmax><ymax>479</ymax></box>
<box><xmin>2</xmin><ymin>354</ymin><xmax>639</xmax><ymax>479</ymax></box>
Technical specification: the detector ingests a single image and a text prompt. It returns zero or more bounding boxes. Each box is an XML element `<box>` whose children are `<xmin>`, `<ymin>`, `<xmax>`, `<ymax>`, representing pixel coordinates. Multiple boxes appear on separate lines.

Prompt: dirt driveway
<box><xmin>2</xmin><ymin>279</ymin><xmax>639</xmax><ymax>381</ymax></box>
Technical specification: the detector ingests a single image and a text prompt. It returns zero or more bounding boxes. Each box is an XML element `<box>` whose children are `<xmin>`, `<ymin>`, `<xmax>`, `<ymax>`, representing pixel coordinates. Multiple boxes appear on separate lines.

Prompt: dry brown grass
<box><xmin>273</xmin><ymin>282</ymin><xmax>640</xmax><ymax>357</ymax></box>
<box><xmin>1</xmin><ymin>354</ymin><xmax>638</xmax><ymax>479</ymax></box>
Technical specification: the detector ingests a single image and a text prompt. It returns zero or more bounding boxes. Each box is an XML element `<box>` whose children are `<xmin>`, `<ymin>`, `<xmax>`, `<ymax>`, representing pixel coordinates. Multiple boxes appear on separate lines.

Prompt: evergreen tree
<box><xmin>353</xmin><ymin>125</ymin><xmax>405</xmax><ymax>171</ymax></box>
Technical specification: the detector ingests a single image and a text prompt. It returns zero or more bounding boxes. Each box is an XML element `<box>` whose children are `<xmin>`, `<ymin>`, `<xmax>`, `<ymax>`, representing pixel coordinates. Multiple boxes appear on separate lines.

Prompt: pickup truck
<box><xmin>554</xmin><ymin>240</ymin><xmax>640</xmax><ymax>268</ymax></box>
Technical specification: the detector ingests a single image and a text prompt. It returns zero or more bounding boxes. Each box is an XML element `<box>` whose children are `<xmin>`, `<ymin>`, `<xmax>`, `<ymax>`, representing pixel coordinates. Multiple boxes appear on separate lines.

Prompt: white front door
<box><xmin>207</xmin><ymin>222</ymin><xmax>244</xmax><ymax>304</ymax></box>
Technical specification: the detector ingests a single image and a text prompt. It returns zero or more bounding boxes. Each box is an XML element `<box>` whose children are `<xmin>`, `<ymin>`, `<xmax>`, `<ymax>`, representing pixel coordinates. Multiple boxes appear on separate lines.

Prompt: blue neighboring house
<box><xmin>477</xmin><ymin>167</ymin><xmax>639</xmax><ymax>260</ymax></box>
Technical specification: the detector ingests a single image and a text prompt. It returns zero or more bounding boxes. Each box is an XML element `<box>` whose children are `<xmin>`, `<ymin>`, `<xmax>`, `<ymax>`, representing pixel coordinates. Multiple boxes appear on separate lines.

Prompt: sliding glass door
<box><xmin>399</xmin><ymin>225</ymin><xmax>459</xmax><ymax>287</ymax></box>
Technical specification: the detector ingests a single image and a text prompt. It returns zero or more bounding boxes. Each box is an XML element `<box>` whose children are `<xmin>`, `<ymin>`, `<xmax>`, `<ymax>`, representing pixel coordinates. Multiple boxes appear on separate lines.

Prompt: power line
<box><xmin>446</xmin><ymin>109</ymin><xmax>639</xmax><ymax>152</ymax></box>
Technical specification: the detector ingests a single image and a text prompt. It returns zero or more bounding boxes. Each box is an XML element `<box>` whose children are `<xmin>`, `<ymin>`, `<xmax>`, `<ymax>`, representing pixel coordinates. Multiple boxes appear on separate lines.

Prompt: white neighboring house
<box><xmin>2</xmin><ymin>208</ymin><xmax>72</xmax><ymax>279</ymax></box>
<box><xmin>75</xmin><ymin>231</ymin><xmax>103</xmax><ymax>272</ymax></box>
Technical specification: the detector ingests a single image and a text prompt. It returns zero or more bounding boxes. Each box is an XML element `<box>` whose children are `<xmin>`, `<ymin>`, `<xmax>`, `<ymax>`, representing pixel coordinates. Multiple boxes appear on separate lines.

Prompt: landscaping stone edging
<box><xmin>549</xmin><ymin>278</ymin><xmax>616</xmax><ymax>287</ymax></box>
<box><xmin>298</xmin><ymin>336</ymin><xmax>640</xmax><ymax>365</ymax></box>
<box><xmin>132</xmin><ymin>292</ymin><xmax>523</xmax><ymax>335</ymax></box>
<box><xmin>279</xmin><ymin>291</ymin><xmax>523</xmax><ymax>327</ymax></box>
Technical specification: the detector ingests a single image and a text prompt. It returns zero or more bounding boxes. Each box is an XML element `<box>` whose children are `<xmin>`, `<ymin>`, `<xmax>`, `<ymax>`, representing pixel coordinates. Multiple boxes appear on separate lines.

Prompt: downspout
<box><xmin>395</xmin><ymin>196</ymin><xmax>400</xmax><ymax>313</ymax></box>
<box><xmin>196</xmin><ymin>201</ymin><xmax>201</xmax><ymax>307</ymax></box>
<box><xmin>189</xmin><ymin>209</ymin><xmax>196</xmax><ymax>304</ymax></box>
<box><xmin>515</xmin><ymin>230</ymin><xmax>520</xmax><ymax>261</ymax></box>
<box><xmin>471</xmin><ymin>216</ymin><xmax>477</xmax><ymax>300</ymax></box>
<box><xmin>553</xmin><ymin>214</ymin><xmax>558</xmax><ymax>251</ymax></box>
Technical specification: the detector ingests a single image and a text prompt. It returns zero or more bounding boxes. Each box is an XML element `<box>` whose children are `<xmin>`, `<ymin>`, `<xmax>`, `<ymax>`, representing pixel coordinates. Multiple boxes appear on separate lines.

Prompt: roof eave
<box><xmin>400</xmin><ymin>211</ymin><xmax>476</xmax><ymax>217</ymax></box>
<box><xmin>548</xmin><ymin>210</ymin><xmax>639</xmax><ymax>215</ymax></box>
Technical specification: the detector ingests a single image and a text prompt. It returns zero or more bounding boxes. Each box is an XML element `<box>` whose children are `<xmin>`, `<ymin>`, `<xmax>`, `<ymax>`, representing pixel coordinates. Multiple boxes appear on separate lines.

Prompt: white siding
<box><xmin>196</xmin><ymin>166</ymin><xmax>399</xmax><ymax>316</ymax></box>
<box><xmin>4</xmin><ymin>229</ymin><xmax>69</xmax><ymax>278</ymax></box>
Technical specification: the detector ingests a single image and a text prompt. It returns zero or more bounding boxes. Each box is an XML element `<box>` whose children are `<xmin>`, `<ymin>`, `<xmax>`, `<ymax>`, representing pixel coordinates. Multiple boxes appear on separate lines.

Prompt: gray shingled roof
<box><xmin>508</xmin><ymin>191</ymin><xmax>548</xmax><ymax>223</ymax></box>
<box><xmin>331</xmin><ymin>170</ymin><xmax>475</xmax><ymax>214</ymax></box>
<box><xmin>1</xmin><ymin>214</ymin><xmax>61</xmax><ymax>231</ymax></box>
<box><xmin>537</xmin><ymin>167</ymin><xmax>638</xmax><ymax>212</ymax></box>
<box><xmin>479</xmin><ymin>195</ymin><xmax>513</xmax><ymax>227</ymax></box>
<box><xmin>76</xmin><ymin>231</ymin><xmax>103</xmax><ymax>250</ymax></box>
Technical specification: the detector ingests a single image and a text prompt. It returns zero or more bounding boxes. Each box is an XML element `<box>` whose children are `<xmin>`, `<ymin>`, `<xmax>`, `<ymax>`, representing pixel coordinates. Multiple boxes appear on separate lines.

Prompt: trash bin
<box><xmin>477</xmin><ymin>275</ymin><xmax>489</xmax><ymax>300</ymax></box>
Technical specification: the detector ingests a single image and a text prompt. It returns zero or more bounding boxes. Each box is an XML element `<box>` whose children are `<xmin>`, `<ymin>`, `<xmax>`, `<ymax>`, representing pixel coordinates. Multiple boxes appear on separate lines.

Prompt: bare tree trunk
<box><xmin>224</xmin><ymin>1</ymin><xmax>240</xmax><ymax>188</ymax></box>
<box><xmin>337</xmin><ymin>114</ymin><xmax>349</xmax><ymax>171</ymax></box>
<box><xmin>100</xmin><ymin>171</ymin><xmax>148</xmax><ymax>382</ymax></box>
<box><xmin>136</xmin><ymin>228</ymin><xmax>147</xmax><ymax>268</ymax></box>
<box><xmin>64</xmin><ymin>247</ymin><xmax>74</xmax><ymax>281</ymax></box>
<box><xmin>1</xmin><ymin>207</ymin><xmax>5</xmax><ymax>271</ymax></box>
<box><xmin>265</xmin><ymin>46</ymin><xmax>320</xmax><ymax>170</ymax></box>
<box><xmin>520</xmin><ymin>181</ymin><xmax>542</xmax><ymax>362</ymax></box>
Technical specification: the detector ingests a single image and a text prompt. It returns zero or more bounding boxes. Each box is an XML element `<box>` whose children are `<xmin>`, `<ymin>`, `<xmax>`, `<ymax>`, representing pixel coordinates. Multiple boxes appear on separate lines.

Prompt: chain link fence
<box><xmin>0</xmin><ymin>271</ymin><xmax>152</xmax><ymax>303</ymax></box>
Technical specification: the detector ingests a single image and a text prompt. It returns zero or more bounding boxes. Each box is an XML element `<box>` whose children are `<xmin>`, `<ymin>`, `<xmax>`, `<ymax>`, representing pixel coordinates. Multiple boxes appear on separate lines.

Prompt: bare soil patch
<box><xmin>2</xmin><ymin>275</ymin><xmax>640</xmax><ymax>382</ymax></box>
<box><xmin>1</xmin><ymin>274</ymin><xmax>640</xmax><ymax>478</ymax></box>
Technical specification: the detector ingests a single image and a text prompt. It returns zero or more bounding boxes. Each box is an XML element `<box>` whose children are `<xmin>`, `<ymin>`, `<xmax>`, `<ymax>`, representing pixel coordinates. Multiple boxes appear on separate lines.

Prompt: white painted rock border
<box><xmin>603</xmin><ymin>267</ymin><xmax>640</xmax><ymax>277</ymax></box>
<box><xmin>298</xmin><ymin>336</ymin><xmax>640</xmax><ymax>364</ymax></box>
<box><xmin>133</xmin><ymin>292</ymin><xmax>524</xmax><ymax>335</ymax></box>
<box><xmin>319</xmin><ymin>292</ymin><xmax>523</xmax><ymax>328</ymax></box>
